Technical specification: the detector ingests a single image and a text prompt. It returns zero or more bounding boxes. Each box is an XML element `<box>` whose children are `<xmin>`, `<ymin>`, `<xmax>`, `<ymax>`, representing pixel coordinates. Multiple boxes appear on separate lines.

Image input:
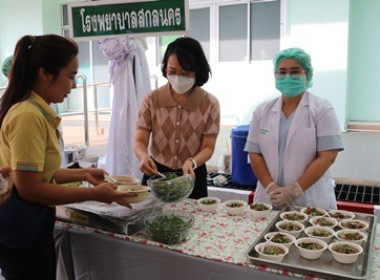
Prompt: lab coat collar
<box><xmin>287</xmin><ymin>91</ymin><xmax>310</xmax><ymax>140</ymax></box>
<box><xmin>157</xmin><ymin>83</ymin><xmax>202</xmax><ymax>111</ymax></box>
<box><xmin>272</xmin><ymin>91</ymin><xmax>310</xmax><ymax>112</ymax></box>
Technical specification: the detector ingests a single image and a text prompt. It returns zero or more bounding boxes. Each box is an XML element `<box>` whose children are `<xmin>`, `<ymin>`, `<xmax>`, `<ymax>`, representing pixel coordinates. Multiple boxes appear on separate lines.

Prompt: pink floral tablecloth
<box><xmin>56</xmin><ymin>200</ymin><xmax>380</xmax><ymax>280</ymax></box>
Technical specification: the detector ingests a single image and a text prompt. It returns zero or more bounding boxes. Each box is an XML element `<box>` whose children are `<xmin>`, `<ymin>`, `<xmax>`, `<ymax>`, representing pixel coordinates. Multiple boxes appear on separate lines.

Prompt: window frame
<box><xmin>190</xmin><ymin>0</ymin><xmax>285</xmax><ymax>64</ymax></box>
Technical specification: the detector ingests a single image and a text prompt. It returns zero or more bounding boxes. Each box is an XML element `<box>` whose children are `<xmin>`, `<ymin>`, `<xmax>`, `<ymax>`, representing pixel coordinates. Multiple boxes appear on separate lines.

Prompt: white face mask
<box><xmin>167</xmin><ymin>75</ymin><xmax>195</xmax><ymax>94</ymax></box>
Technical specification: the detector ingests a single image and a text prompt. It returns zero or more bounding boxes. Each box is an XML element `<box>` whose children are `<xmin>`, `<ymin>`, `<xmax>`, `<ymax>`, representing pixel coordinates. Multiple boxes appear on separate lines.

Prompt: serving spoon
<box><xmin>104</xmin><ymin>174</ymin><xmax>118</xmax><ymax>184</ymax></box>
<box><xmin>157</xmin><ymin>172</ymin><xmax>167</xmax><ymax>179</ymax></box>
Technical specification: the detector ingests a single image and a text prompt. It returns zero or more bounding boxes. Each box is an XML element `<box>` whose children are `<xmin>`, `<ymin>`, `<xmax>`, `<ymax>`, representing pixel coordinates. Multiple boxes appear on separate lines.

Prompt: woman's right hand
<box><xmin>139</xmin><ymin>155</ymin><xmax>158</xmax><ymax>176</ymax></box>
<box><xmin>91</xmin><ymin>182</ymin><xmax>135</xmax><ymax>208</ymax></box>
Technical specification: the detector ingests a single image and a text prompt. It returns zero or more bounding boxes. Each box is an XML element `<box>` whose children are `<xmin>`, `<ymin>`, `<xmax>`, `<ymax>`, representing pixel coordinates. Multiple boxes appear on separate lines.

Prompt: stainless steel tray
<box><xmin>246</xmin><ymin>208</ymin><xmax>377</xmax><ymax>280</ymax></box>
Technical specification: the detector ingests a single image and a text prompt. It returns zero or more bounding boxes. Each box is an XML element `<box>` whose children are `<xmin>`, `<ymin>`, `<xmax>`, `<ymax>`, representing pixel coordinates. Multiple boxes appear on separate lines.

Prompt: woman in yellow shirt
<box><xmin>0</xmin><ymin>34</ymin><xmax>134</xmax><ymax>280</ymax></box>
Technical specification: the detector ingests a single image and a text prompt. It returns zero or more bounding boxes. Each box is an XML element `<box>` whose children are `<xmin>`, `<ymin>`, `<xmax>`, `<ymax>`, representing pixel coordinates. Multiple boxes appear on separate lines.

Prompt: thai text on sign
<box><xmin>68</xmin><ymin>0</ymin><xmax>189</xmax><ymax>41</ymax></box>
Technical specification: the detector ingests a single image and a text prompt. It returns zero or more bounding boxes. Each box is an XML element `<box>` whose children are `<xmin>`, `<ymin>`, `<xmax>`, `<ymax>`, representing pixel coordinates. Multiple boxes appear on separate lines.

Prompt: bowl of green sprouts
<box><xmin>144</xmin><ymin>210</ymin><xmax>194</xmax><ymax>244</ymax></box>
<box><xmin>147</xmin><ymin>172</ymin><xmax>194</xmax><ymax>203</ymax></box>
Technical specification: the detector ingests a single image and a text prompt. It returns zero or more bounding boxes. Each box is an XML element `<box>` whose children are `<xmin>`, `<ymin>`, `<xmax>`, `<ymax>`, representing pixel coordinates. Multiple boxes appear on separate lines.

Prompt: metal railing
<box><xmin>1</xmin><ymin>73</ymin><xmax>159</xmax><ymax>148</ymax></box>
<box><xmin>72</xmin><ymin>79</ymin><xmax>111</xmax><ymax>142</ymax></box>
<box><xmin>0</xmin><ymin>75</ymin><xmax>111</xmax><ymax>148</ymax></box>
<box><xmin>75</xmin><ymin>73</ymin><xmax>89</xmax><ymax>147</ymax></box>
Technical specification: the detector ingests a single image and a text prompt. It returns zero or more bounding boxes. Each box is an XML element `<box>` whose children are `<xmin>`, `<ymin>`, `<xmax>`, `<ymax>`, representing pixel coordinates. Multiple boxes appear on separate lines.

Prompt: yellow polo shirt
<box><xmin>0</xmin><ymin>92</ymin><xmax>62</xmax><ymax>183</ymax></box>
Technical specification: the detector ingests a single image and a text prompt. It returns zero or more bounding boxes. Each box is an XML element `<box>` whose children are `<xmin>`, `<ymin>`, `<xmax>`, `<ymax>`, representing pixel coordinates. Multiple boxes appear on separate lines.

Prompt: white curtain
<box><xmin>98</xmin><ymin>37</ymin><xmax>151</xmax><ymax>177</ymax></box>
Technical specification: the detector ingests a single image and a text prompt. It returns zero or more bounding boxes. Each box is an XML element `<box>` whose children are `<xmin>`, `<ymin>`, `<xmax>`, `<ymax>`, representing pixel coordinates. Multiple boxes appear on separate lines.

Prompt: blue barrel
<box><xmin>231</xmin><ymin>125</ymin><xmax>257</xmax><ymax>188</ymax></box>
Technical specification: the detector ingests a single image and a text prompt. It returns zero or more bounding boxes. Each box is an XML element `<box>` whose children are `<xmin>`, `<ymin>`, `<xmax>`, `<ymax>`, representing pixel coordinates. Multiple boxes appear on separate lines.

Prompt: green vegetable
<box><xmin>149</xmin><ymin>174</ymin><xmax>193</xmax><ymax>202</ymax></box>
<box><xmin>304</xmin><ymin>207</ymin><xmax>324</xmax><ymax>216</ymax></box>
<box><xmin>338</xmin><ymin>232</ymin><xmax>363</xmax><ymax>241</ymax></box>
<box><xmin>314</xmin><ymin>218</ymin><xmax>334</xmax><ymax>227</ymax></box>
<box><xmin>280</xmin><ymin>223</ymin><xmax>301</xmax><ymax>231</ymax></box>
<box><xmin>299</xmin><ymin>242</ymin><xmax>323</xmax><ymax>250</ymax></box>
<box><xmin>227</xmin><ymin>202</ymin><xmax>243</xmax><ymax>208</ymax></box>
<box><xmin>146</xmin><ymin>214</ymin><xmax>193</xmax><ymax>244</ymax></box>
<box><xmin>270</xmin><ymin>233</ymin><xmax>292</xmax><ymax>244</ymax></box>
<box><xmin>201</xmin><ymin>199</ymin><xmax>217</xmax><ymax>205</ymax></box>
<box><xmin>341</xmin><ymin>220</ymin><xmax>365</xmax><ymax>229</ymax></box>
<box><xmin>250</xmin><ymin>203</ymin><xmax>269</xmax><ymax>211</ymax></box>
<box><xmin>333</xmin><ymin>244</ymin><xmax>359</xmax><ymax>254</ymax></box>
<box><xmin>310</xmin><ymin>229</ymin><xmax>331</xmax><ymax>237</ymax></box>
<box><xmin>166</xmin><ymin>173</ymin><xmax>179</xmax><ymax>179</ymax></box>
<box><xmin>284</xmin><ymin>213</ymin><xmax>305</xmax><ymax>221</ymax></box>
<box><xmin>263</xmin><ymin>245</ymin><xmax>285</xmax><ymax>255</ymax></box>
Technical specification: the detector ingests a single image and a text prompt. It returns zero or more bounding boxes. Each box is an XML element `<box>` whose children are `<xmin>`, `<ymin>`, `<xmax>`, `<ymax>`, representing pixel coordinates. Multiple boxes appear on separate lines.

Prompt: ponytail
<box><xmin>0</xmin><ymin>34</ymin><xmax>78</xmax><ymax>127</ymax></box>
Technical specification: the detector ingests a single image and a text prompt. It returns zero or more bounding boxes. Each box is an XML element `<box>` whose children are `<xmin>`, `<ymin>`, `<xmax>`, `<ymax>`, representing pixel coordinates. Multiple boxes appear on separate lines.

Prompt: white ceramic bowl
<box><xmin>309</xmin><ymin>216</ymin><xmax>338</xmax><ymax>229</ymax></box>
<box><xmin>117</xmin><ymin>184</ymin><xmax>150</xmax><ymax>204</ymax></box>
<box><xmin>248</xmin><ymin>202</ymin><xmax>273</xmax><ymax>219</ymax></box>
<box><xmin>254</xmin><ymin>242</ymin><xmax>289</xmax><ymax>262</ymax></box>
<box><xmin>264</xmin><ymin>232</ymin><xmax>296</xmax><ymax>249</ymax></box>
<box><xmin>111</xmin><ymin>175</ymin><xmax>140</xmax><ymax>185</ymax></box>
<box><xmin>339</xmin><ymin>219</ymin><xmax>369</xmax><ymax>232</ymax></box>
<box><xmin>223</xmin><ymin>199</ymin><xmax>247</xmax><ymax>215</ymax></box>
<box><xmin>280</xmin><ymin>211</ymin><xmax>308</xmax><ymax>224</ymax></box>
<box><xmin>327</xmin><ymin>209</ymin><xmax>355</xmax><ymax>221</ymax></box>
<box><xmin>300</xmin><ymin>207</ymin><xmax>327</xmax><ymax>219</ymax></box>
<box><xmin>275</xmin><ymin>220</ymin><xmax>305</xmax><ymax>238</ymax></box>
<box><xmin>304</xmin><ymin>226</ymin><xmax>335</xmax><ymax>243</ymax></box>
<box><xmin>335</xmin><ymin>229</ymin><xmax>367</xmax><ymax>246</ymax></box>
<box><xmin>295</xmin><ymin>237</ymin><xmax>328</xmax><ymax>260</ymax></box>
<box><xmin>329</xmin><ymin>241</ymin><xmax>363</xmax><ymax>264</ymax></box>
<box><xmin>197</xmin><ymin>197</ymin><xmax>221</xmax><ymax>213</ymax></box>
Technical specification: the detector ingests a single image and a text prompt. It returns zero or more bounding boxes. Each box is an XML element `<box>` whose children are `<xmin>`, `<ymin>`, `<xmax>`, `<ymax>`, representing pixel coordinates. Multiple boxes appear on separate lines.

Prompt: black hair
<box><xmin>161</xmin><ymin>37</ymin><xmax>211</xmax><ymax>86</ymax></box>
<box><xmin>0</xmin><ymin>34</ymin><xmax>78</xmax><ymax>127</ymax></box>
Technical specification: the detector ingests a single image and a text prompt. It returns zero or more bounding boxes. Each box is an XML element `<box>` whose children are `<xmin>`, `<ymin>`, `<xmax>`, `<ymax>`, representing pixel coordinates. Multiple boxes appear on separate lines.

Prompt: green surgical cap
<box><xmin>273</xmin><ymin>48</ymin><xmax>313</xmax><ymax>87</ymax></box>
<box><xmin>2</xmin><ymin>55</ymin><xmax>13</xmax><ymax>78</ymax></box>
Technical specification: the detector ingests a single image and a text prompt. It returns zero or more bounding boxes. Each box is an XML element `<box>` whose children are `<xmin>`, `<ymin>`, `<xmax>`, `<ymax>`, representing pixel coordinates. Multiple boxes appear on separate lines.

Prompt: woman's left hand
<box><xmin>269</xmin><ymin>183</ymin><xmax>303</xmax><ymax>207</ymax></box>
<box><xmin>84</xmin><ymin>168</ymin><xmax>108</xmax><ymax>185</ymax></box>
<box><xmin>182</xmin><ymin>159</ymin><xmax>195</xmax><ymax>176</ymax></box>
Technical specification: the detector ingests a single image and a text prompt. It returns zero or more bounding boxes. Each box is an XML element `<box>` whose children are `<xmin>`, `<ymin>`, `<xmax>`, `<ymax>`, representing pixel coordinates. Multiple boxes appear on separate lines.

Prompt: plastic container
<box><xmin>230</xmin><ymin>125</ymin><xmax>257</xmax><ymax>187</ymax></box>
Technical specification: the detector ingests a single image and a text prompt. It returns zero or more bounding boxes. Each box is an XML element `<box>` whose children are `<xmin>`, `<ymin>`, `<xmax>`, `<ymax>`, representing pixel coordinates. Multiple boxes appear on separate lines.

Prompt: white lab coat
<box><xmin>246</xmin><ymin>91</ymin><xmax>342</xmax><ymax>210</ymax></box>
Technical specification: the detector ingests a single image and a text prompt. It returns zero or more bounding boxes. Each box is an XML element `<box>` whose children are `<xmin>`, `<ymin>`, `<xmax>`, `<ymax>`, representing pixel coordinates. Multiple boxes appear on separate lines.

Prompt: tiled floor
<box><xmin>61</xmin><ymin>113</ymin><xmax>380</xmax><ymax>183</ymax></box>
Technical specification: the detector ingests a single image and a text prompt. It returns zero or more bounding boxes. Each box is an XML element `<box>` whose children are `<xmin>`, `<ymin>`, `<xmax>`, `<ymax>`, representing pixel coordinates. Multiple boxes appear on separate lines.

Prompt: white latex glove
<box><xmin>269</xmin><ymin>182</ymin><xmax>303</xmax><ymax>207</ymax></box>
<box><xmin>265</xmin><ymin>182</ymin><xmax>281</xmax><ymax>198</ymax></box>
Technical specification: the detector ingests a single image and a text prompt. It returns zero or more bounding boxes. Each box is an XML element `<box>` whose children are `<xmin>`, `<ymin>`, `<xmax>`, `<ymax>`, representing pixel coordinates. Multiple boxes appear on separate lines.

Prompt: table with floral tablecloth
<box><xmin>56</xmin><ymin>199</ymin><xmax>380</xmax><ymax>280</ymax></box>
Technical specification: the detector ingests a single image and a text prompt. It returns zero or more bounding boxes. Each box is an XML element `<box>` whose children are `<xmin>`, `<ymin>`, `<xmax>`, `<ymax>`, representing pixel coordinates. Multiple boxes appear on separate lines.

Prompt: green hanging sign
<box><xmin>68</xmin><ymin>0</ymin><xmax>189</xmax><ymax>41</ymax></box>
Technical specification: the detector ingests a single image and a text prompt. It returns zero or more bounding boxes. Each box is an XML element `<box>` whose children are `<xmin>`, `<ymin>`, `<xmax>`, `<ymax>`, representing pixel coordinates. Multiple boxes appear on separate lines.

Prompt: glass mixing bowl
<box><xmin>144</xmin><ymin>209</ymin><xmax>194</xmax><ymax>244</ymax></box>
<box><xmin>147</xmin><ymin>173</ymin><xmax>194</xmax><ymax>203</ymax></box>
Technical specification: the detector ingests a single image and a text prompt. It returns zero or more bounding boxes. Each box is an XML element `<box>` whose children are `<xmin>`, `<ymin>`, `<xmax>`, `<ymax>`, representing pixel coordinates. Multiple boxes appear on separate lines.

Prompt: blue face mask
<box><xmin>275</xmin><ymin>75</ymin><xmax>307</xmax><ymax>98</ymax></box>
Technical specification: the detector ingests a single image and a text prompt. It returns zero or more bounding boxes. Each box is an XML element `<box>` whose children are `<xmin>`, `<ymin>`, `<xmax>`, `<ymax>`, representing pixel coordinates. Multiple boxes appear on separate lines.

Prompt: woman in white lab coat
<box><xmin>244</xmin><ymin>48</ymin><xmax>344</xmax><ymax>210</ymax></box>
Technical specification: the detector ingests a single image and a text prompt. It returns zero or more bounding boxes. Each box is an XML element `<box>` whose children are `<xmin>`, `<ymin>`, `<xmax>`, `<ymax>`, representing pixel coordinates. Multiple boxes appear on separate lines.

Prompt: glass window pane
<box><xmin>77</xmin><ymin>42</ymin><xmax>91</xmax><ymax>84</ymax></box>
<box><xmin>92</xmin><ymin>42</ymin><xmax>111</xmax><ymax>108</ymax></box>
<box><xmin>250</xmin><ymin>1</ymin><xmax>280</xmax><ymax>61</ymax></box>
<box><xmin>158</xmin><ymin>35</ymin><xmax>179</xmax><ymax>63</ymax></box>
<box><xmin>189</xmin><ymin>8</ymin><xmax>210</xmax><ymax>61</ymax></box>
<box><xmin>61</xmin><ymin>4</ymin><xmax>68</xmax><ymax>26</ymax></box>
<box><xmin>219</xmin><ymin>4</ymin><xmax>248</xmax><ymax>62</ymax></box>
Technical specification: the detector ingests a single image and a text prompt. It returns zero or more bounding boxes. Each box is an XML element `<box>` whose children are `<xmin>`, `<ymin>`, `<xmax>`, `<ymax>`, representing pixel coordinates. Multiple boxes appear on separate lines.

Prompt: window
<box><xmin>219</xmin><ymin>4</ymin><xmax>248</xmax><ymax>62</ymax></box>
<box><xmin>189</xmin><ymin>7</ymin><xmax>211</xmax><ymax>61</ymax></box>
<box><xmin>189</xmin><ymin>0</ymin><xmax>281</xmax><ymax>62</ymax></box>
<box><xmin>250</xmin><ymin>1</ymin><xmax>280</xmax><ymax>61</ymax></box>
